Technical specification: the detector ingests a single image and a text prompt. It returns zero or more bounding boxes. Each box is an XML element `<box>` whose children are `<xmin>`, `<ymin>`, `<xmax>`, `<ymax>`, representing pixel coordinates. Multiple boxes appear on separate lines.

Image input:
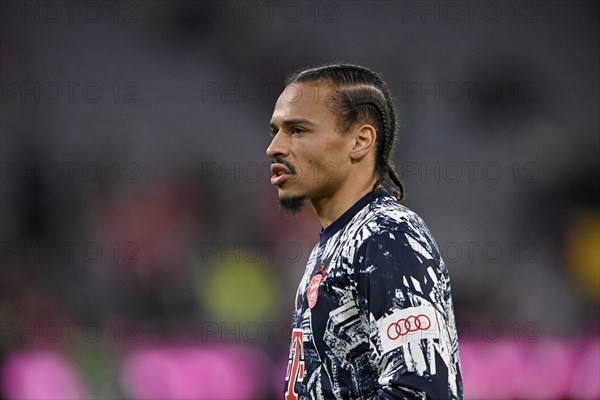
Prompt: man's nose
<box><xmin>266</xmin><ymin>132</ymin><xmax>289</xmax><ymax>159</ymax></box>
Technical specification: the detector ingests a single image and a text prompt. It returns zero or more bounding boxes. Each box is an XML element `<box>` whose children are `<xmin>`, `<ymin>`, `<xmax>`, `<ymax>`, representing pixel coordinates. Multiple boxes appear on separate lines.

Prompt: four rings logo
<box><xmin>378</xmin><ymin>306</ymin><xmax>439</xmax><ymax>352</ymax></box>
<box><xmin>387</xmin><ymin>314</ymin><xmax>431</xmax><ymax>340</ymax></box>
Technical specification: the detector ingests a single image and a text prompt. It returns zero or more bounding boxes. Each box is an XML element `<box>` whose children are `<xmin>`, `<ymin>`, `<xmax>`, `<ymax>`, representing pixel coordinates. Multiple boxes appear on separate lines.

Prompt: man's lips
<box><xmin>270</xmin><ymin>163</ymin><xmax>292</xmax><ymax>186</ymax></box>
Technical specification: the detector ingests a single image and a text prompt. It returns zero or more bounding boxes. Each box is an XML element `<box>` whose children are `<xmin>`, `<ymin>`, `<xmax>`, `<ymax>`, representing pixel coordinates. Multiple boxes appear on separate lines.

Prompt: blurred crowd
<box><xmin>1</xmin><ymin>1</ymin><xmax>598</xmax><ymax>399</ymax></box>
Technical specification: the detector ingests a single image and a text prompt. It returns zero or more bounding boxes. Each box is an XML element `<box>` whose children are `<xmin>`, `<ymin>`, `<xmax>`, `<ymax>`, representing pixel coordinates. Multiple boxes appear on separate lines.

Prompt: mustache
<box><xmin>272</xmin><ymin>157</ymin><xmax>297</xmax><ymax>175</ymax></box>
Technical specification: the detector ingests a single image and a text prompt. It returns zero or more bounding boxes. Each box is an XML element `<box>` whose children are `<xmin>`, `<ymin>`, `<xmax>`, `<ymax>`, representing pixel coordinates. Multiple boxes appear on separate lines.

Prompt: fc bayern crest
<box><xmin>307</xmin><ymin>264</ymin><xmax>327</xmax><ymax>309</ymax></box>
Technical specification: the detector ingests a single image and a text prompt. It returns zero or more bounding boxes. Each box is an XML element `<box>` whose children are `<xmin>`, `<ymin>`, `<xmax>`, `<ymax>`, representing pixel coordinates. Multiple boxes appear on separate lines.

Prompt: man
<box><xmin>267</xmin><ymin>64</ymin><xmax>463</xmax><ymax>399</ymax></box>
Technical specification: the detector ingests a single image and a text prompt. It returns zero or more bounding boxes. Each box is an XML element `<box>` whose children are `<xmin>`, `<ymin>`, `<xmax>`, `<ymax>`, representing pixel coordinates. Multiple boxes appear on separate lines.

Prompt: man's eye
<box><xmin>291</xmin><ymin>127</ymin><xmax>305</xmax><ymax>135</ymax></box>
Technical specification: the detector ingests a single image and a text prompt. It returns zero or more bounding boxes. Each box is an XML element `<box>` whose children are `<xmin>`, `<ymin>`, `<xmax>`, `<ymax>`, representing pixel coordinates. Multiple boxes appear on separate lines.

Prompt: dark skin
<box><xmin>267</xmin><ymin>81</ymin><xmax>379</xmax><ymax>228</ymax></box>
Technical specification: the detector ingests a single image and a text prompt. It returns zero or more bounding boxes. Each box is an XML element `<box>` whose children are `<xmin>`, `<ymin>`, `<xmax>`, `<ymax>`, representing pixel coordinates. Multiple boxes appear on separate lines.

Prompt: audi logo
<box><xmin>387</xmin><ymin>314</ymin><xmax>432</xmax><ymax>340</ymax></box>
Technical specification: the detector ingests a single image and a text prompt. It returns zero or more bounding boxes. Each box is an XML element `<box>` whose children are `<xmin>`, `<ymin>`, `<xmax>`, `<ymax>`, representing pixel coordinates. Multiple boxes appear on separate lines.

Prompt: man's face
<box><xmin>267</xmin><ymin>82</ymin><xmax>354</xmax><ymax>214</ymax></box>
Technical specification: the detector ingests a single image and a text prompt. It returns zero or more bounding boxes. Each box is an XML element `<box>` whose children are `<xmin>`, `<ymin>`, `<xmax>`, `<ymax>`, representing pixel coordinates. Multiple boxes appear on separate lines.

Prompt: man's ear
<box><xmin>350</xmin><ymin>124</ymin><xmax>376</xmax><ymax>163</ymax></box>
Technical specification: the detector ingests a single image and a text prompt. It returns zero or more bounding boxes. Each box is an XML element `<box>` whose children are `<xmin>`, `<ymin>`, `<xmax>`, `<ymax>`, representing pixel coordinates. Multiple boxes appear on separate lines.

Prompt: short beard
<box><xmin>279</xmin><ymin>196</ymin><xmax>305</xmax><ymax>216</ymax></box>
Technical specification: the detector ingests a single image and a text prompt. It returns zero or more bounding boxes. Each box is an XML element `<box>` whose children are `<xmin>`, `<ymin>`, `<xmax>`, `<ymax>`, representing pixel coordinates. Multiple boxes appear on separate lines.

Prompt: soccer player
<box><xmin>267</xmin><ymin>64</ymin><xmax>463</xmax><ymax>399</ymax></box>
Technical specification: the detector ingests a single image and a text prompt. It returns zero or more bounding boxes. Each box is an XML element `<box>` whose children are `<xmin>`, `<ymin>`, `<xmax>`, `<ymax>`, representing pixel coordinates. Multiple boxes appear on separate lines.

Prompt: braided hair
<box><xmin>285</xmin><ymin>64</ymin><xmax>404</xmax><ymax>201</ymax></box>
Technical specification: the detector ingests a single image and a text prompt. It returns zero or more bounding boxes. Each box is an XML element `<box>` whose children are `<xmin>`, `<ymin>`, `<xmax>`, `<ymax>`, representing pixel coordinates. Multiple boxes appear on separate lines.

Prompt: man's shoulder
<box><xmin>357</xmin><ymin>195</ymin><xmax>430</xmax><ymax>235</ymax></box>
<box><xmin>342</xmin><ymin>195</ymin><xmax>439</xmax><ymax>256</ymax></box>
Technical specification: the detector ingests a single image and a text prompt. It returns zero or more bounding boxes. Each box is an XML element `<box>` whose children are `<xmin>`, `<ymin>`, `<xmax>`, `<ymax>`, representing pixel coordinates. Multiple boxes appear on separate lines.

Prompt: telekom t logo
<box><xmin>285</xmin><ymin>328</ymin><xmax>305</xmax><ymax>400</ymax></box>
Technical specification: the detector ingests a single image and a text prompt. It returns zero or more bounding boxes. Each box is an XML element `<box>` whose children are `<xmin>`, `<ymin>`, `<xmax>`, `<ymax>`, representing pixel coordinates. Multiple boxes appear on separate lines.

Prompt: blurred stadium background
<box><xmin>0</xmin><ymin>1</ymin><xmax>598</xmax><ymax>399</ymax></box>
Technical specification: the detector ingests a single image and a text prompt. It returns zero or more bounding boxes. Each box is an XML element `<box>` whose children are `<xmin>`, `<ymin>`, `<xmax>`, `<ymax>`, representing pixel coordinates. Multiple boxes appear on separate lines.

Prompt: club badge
<box><xmin>307</xmin><ymin>264</ymin><xmax>327</xmax><ymax>309</ymax></box>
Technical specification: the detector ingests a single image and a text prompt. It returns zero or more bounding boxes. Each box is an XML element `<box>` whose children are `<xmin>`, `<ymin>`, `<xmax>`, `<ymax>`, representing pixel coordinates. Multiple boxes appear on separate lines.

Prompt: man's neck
<box><xmin>311</xmin><ymin>178</ymin><xmax>377</xmax><ymax>228</ymax></box>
